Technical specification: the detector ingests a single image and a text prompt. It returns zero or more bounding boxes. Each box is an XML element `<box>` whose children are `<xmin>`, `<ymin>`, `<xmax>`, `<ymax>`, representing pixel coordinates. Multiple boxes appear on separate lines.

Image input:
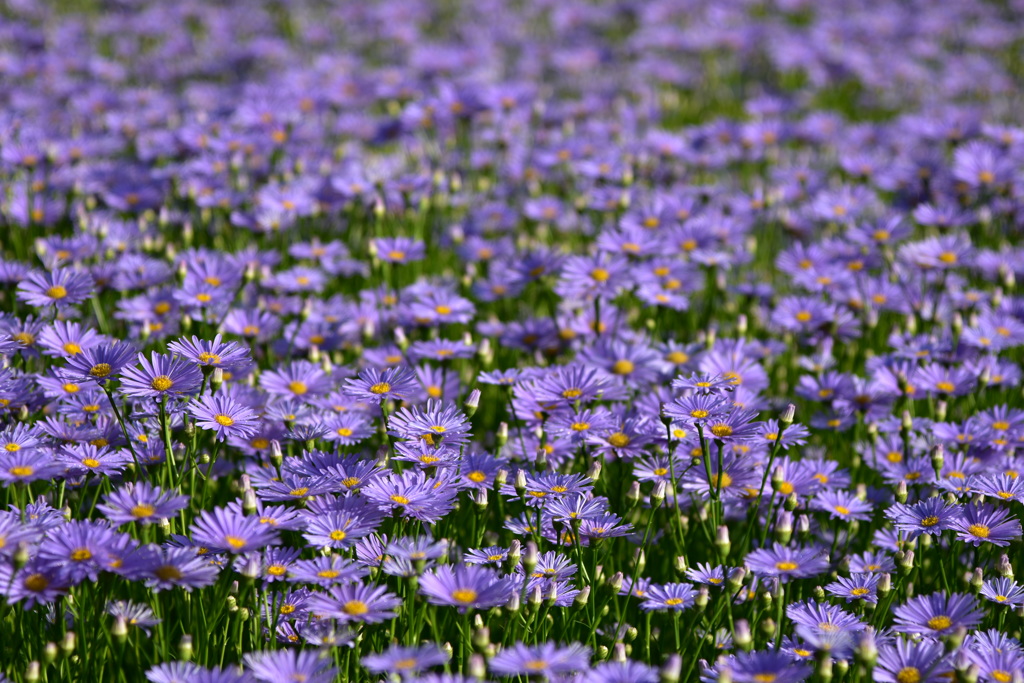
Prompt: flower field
<box><xmin>1</xmin><ymin>0</ymin><xmax>1024</xmax><ymax>681</ymax></box>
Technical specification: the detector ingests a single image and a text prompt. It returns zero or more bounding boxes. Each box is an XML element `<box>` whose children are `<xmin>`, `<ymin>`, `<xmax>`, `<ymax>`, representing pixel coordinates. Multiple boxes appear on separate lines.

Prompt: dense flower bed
<box><xmin>1</xmin><ymin>0</ymin><xmax>1024</xmax><ymax>681</ymax></box>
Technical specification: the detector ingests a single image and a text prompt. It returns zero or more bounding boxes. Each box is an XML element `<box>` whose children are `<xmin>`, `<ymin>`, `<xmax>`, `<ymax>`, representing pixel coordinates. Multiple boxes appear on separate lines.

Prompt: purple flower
<box><xmin>119</xmin><ymin>352</ymin><xmax>203</xmax><ymax>399</ymax></box>
<box><xmin>728</xmin><ymin>650</ymin><xmax>811</xmax><ymax>683</ymax></box>
<box><xmin>167</xmin><ymin>334</ymin><xmax>253</xmax><ymax>372</ymax></box>
<box><xmin>306</xmin><ymin>582</ymin><xmax>401</xmax><ymax>623</ymax></box>
<box><xmin>810</xmin><ymin>490</ymin><xmax>873</xmax><ymax>522</ymax></box>
<box><xmin>187</xmin><ymin>394</ymin><xmax>260</xmax><ymax>441</ymax></box>
<box><xmin>191</xmin><ymin>507</ymin><xmax>280</xmax><ymax>554</ymax></box>
<box><xmin>419</xmin><ymin>564</ymin><xmax>514</xmax><ymax>611</ymax></box>
<box><xmin>97</xmin><ymin>482</ymin><xmax>189</xmax><ymax>526</ymax></box>
<box><xmin>244</xmin><ymin>649</ymin><xmax>336</xmax><ymax>683</ymax></box>
<box><xmin>825</xmin><ymin>573</ymin><xmax>880</xmax><ymax>604</ymax></box>
<box><xmin>980</xmin><ymin>577</ymin><xmax>1024</xmax><ymax>607</ymax></box>
<box><xmin>17</xmin><ymin>268</ymin><xmax>94</xmax><ymax>309</ymax></box>
<box><xmin>64</xmin><ymin>341</ymin><xmax>138</xmax><ymax>383</ymax></box>
<box><xmin>893</xmin><ymin>592</ymin><xmax>984</xmax><ymax>636</ymax></box>
<box><xmin>640</xmin><ymin>582</ymin><xmax>698</xmax><ymax>611</ymax></box>
<box><xmin>488</xmin><ymin>642</ymin><xmax>591</xmax><ymax>677</ymax></box>
<box><xmin>362</xmin><ymin>644</ymin><xmax>449</xmax><ymax>676</ymax></box>
<box><xmin>343</xmin><ymin>366</ymin><xmax>417</xmax><ymax>404</ymax></box>
<box><xmin>874</xmin><ymin>638</ymin><xmax>951</xmax><ymax>683</ymax></box>
<box><xmin>884</xmin><ymin>499</ymin><xmax>963</xmax><ymax>539</ymax></box>
<box><xmin>745</xmin><ymin>543</ymin><xmax>830</xmax><ymax>581</ymax></box>
<box><xmin>951</xmin><ymin>503</ymin><xmax>1022</xmax><ymax>547</ymax></box>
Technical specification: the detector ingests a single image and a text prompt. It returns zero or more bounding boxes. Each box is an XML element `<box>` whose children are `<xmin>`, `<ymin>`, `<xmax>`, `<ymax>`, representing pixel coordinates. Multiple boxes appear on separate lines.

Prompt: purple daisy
<box><xmin>97</xmin><ymin>481</ymin><xmax>189</xmax><ymax>526</ymax></box>
<box><xmin>306</xmin><ymin>581</ymin><xmax>401</xmax><ymax>623</ymax></box>
<box><xmin>119</xmin><ymin>352</ymin><xmax>203</xmax><ymax>399</ymax></box>
<box><xmin>893</xmin><ymin>592</ymin><xmax>984</xmax><ymax>637</ymax></box>
<box><xmin>418</xmin><ymin>564</ymin><xmax>514</xmax><ymax>611</ymax></box>
<box><xmin>488</xmin><ymin>642</ymin><xmax>591</xmax><ymax>678</ymax></box>
<box><xmin>874</xmin><ymin>638</ymin><xmax>951</xmax><ymax>683</ymax></box>
<box><xmin>191</xmin><ymin>507</ymin><xmax>280</xmax><ymax>554</ymax></box>
<box><xmin>745</xmin><ymin>543</ymin><xmax>830</xmax><ymax>581</ymax></box>
<box><xmin>362</xmin><ymin>644</ymin><xmax>449</xmax><ymax>676</ymax></box>
<box><xmin>64</xmin><ymin>341</ymin><xmax>138</xmax><ymax>384</ymax></box>
<box><xmin>244</xmin><ymin>649</ymin><xmax>337</xmax><ymax>683</ymax></box>
<box><xmin>951</xmin><ymin>503</ymin><xmax>1022</xmax><ymax>547</ymax></box>
<box><xmin>187</xmin><ymin>394</ymin><xmax>260</xmax><ymax>441</ymax></box>
<box><xmin>17</xmin><ymin>268</ymin><xmax>94</xmax><ymax>309</ymax></box>
<box><xmin>343</xmin><ymin>366</ymin><xmax>417</xmax><ymax>404</ymax></box>
<box><xmin>167</xmin><ymin>334</ymin><xmax>253</xmax><ymax>372</ymax></box>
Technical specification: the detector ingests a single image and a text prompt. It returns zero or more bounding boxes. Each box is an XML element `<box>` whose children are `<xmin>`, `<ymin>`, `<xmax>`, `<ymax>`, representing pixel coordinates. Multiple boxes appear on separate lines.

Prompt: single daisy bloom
<box><xmin>893</xmin><ymin>592</ymin><xmax>984</xmax><ymax>637</ymax></box>
<box><xmin>745</xmin><ymin>543</ymin><xmax>830</xmax><ymax>582</ymax></box>
<box><xmin>119</xmin><ymin>352</ymin><xmax>203</xmax><ymax>399</ymax></box>
<box><xmin>640</xmin><ymin>582</ymin><xmax>698</xmax><ymax>611</ymax></box>
<box><xmin>244</xmin><ymin>650</ymin><xmax>337</xmax><ymax>683</ymax></box>
<box><xmin>810</xmin><ymin>489</ymin><xmax>874</xmax><ymax>522</ymax></box>
<box><xmin>190</xmin><ymin>506</ymin><xmax>280</xmax><ymax>553</ymax></box>
<box><xmin>951</xmin><ymin>503</ymin><xmax>1022</xmax><ymax>547</ymax></box>
<box><xmin>362</xmin><ymin>644</ymin><xmax>449</xmax><ymax>677</ymax></box>
<box><xmin>167</xmin><ymin>334</ymin><xmax>253</xmax><ymax>372</ymax></box>
<box><xmin>980</xmin><ymin>577</ymin><xmax>1024</xmax><ymax>607</ymax></box>
<box><xmin>488</xmin><ymin>641</ymin><xmax>592</xmax><ymax>678</ymax></box>
<box><xmin>97</xmin><ymin>481</ymin><xmax>189</xmax><ymax>526</ymax></box>
<box><xmin>64</xmin><ymin>341</ymin><xmax>138</xmax><ymax>384</ymax></box>
<box><xmin>187</xmin><ymin>393</ymin><xmax>260</xmax><ymax>441</ymax></box>
<box><xmin>343</xmin><ymin>366</ymin><xmax>416</xmax><ymax>404</ymax></box>
<box><xmin>418</xmin><ymin>564</ymin><xmax>514</xmax><ymax>612</ymax></box>
<box><xmin>884</xmin><ymin>498</ymin><xmax>963</xmax><ymax>539</ymax></box>
<box><xmin>17</xmin><ymin>268</ymin><xmax>94</xmax><ymax>309</ymax></box>
<box><xmin>825</xmin><ymin>573</ymin><xmax>880</xmax><ymax>604</ymax></box>
<box><xmin>306</xmin><ymin>581</ymin><xmax>401</xmax><ymax>623</ymax></box>
<box><xmin>874</xmin><ymin>638</ymin><xmax>951</xmax><ymax>683</ymax></box>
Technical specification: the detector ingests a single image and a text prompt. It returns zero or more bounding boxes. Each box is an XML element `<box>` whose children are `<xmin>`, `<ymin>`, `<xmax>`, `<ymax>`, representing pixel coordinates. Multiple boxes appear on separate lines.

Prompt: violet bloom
<box><xmin>187</xmin><ymin>394</ymin><xmax>260</xmax><ymax>441</ymax></box>
<box><xmin>16</xmin><ymin>268</ymin><xmax>94</xmax><ymax>309</ymax></box>
<box><xmin>488</xmin><ymin>641</ymin><xmax>591</xmax><ymax>678</ymax></box>
<box><xmin>167</xmin><ymin>334</ymin><xmax>253</xmax><ymax>372</ymax></box>
<box><xmin>97</xmin><ymin>481</ymin><xmax>189</xmax><ymax>526</ymax></box>
<box><xmin>951</xmin><ymin>503</ymin><xmax>1022</xmax><ymax>547</ymax></box>
<box><xmin>893</xmin><ymin>592</ymin><xmax>984</xmax><ymax>637</ymax></box>
<box><xmin>362</xmin><ymin>644</ymin><xmax>449</xmax><ymax>676</ymax></box>
<box><xmin>874</xmin><ymin>638</ymin><xmax>951</xmax><ymax>683</ymax></box>
<box><xmin>343</xmin><ymin>366</ymin><xmax>417</xmax><ymax>404</ymax></box>
<box><xmin>119</xmin><ymin>352</ymin><xmax>203</xmax><ymax>399</ymax></box>
<box><xmin>191</xmin><ymin>507</ymin><xmax>280</xmax><ymax>553</ymax></box>
<box><xmin>745</xmin><ymin>543</ymin><xmax>830</xmax><ymax>581</ymax></box>
<box><xmin>306</xmin><ymin>582</ymin><xmax>401</xmax><ymax>623</ymax></box>
<box><xmin>244</xmin><ymin>649</ymin><xmax>337</xmax><ymax>683</ymax></box>
<box><xmin>418</xmin><ymin>564</ymin><xmax>514</xmax><ymax>611</ymax></box>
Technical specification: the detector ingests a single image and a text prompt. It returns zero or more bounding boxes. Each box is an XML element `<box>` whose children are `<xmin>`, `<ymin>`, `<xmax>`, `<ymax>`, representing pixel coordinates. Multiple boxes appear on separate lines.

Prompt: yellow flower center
<box><xmin>775</xmin><ymin>561</ymin><xmax>799</xmax><ymax>571</ymax></box>
<box><xmin>612</xmin><ymin>360</ymin><xmax>634</xmax><ymax>375</ymax></box>
<box><xmin>46</xmin><ymin>285</ymin><xmax>68</xmax><ymax>299</ymax></box>
<box><xmin>329</xmin><ymin>530</ymin><xmax>347</xmax><ymax>541</ymax></box>
<box><xmin>288</xmin><ymin>381</ymin><xmax>308</xmax><ymax>395</ymax></box>
<box><xmin>342</xmin><ymin>600</ymin><xmax>368</xmax><ymax>615</ymax></box>
<box><xmin>214</xmin><ymin>414</ymin><xmax>234</xmax><ymax>426</ymax></box>
<box><xmin>90</xmin><ymin>363</ymin><xmax>112</xmax><ymax>378</ymax></box>
<box><xmin>968</xmin><ymin>524</ymin><xmax>990</xmax><ymax>538</ymax></box>
<box><xmin>224</xmin><ymin>535</ymin><xmax>247</xmax><ymax>549</ymax></box>
<box><xmin>23</xmin><ymin>573</ymin><xmax>49</xmax><ymax>592</ymax></box>
<box><xmin>70</xmin><ymin>548</ymin><xmax>92</xmax><ymax>561</ymax></box>
<box><xmin>131</xmin><ymin>503</ymin><xmax>155</xmax><ymax>518</ymax></box>
<box><xmin>150</xmin><ymin>376</ymin><xmax>173</xmax><ymax>391</ymax></box>
<box><xmin>927</xmin><ymin>615</ymin><xmax>952</xmax><ymax>631</ymax></box>
<box><xmin>451</xmin><ymin>588</ymin><xmax>478</xmax><ymax>603</ymax></box>
<box><xmin>369</xmin><ymin>382</ymin><xmax>391</xmax><ymax>394</ymax></box>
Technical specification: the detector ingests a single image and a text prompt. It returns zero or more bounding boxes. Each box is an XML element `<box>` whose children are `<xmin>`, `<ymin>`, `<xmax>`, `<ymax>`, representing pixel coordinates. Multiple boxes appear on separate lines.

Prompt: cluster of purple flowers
<box><xmin>0</xmin><ymin>0</ymin><xmax>1023</xmax><ymax>680</ymax></box>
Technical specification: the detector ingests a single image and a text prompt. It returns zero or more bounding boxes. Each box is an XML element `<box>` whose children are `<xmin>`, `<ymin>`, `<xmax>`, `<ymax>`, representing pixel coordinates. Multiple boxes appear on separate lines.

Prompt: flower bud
<box><xmin>895</xmin><ymin>481</ymin><xmax>908</xmax><ymax>504</ymax></box>
<box><xmin>43</xmin><ymin>642</ymin><xmax>57</xmax><ymax>665</ymax></box>
<box><xmin>496</xmin><ymin>422</ymin><xmax>509</xmax><ymax>448</ymax></box>
<box><xmin>651</xmin><ymin>480</ymin><xmax>666</xmax><ymax>508</ymax></box>
<box><xmin>464</xmin><ymin>389</ymin><xmax>481</xmax><ymax>418</ymax></box>
<box><xmin>608</xmin><ymin>571</ymin><xmax>624</xmax><ymax>592</ymax></box>
<box><xmin>715</xmin><ymin>526</ymin><xmax>731</xmax><ymax>559</ymax></box>
<box><xmin>733</xmin><ymin>620</ymin><xmax>753</xmax><ymax>651</ymax></box>
<box><xmin>970</xmin><ymin>567</ymin><xmax>984</xmax><ymax>592</ymax></box>
<box><xmin>25</xmin><ymin>662</ymin><xmax>39</xmax><ymax>683</ymax></box>
<box><xmin>759</xmin><ymin>617</ymin><xmax>776</xmax><ymax>639</ymax></box>
<box><xmin>469</xmin><ymin>654</ymin><xmax>487</xmax><ymax>680</ymax></box>
<box><xmin>574</xmin><ymin>585</ymin><xmax>591</xmax><ymax>609</ymax></box>
<box><xmin>780</xmin><ymin>404</ymin><xmax>796</xmax><ymax>426</ymax></box>
<box><xmin>522</xmin><ymin>541</ymin><xmax>539</xmax><ymax>575</ymax></box>
<box><xmin>998</xmin><ymin>554</ymin><xmax>1014</xmax><ymax>579</ymax></box>
<box><xmin>896</xmin><ymin>550</ymin><xmax>914</xmax><ymax>575</ymax></box>
<box><xmin>179</xmin><ymin>635</ymin><xmax>193</xmax><ymax>661</ymax></box>
<box><xmin>587</xmin><ymin>460</ymin><xmax>602</xmax><ymax>482</ymax></box>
